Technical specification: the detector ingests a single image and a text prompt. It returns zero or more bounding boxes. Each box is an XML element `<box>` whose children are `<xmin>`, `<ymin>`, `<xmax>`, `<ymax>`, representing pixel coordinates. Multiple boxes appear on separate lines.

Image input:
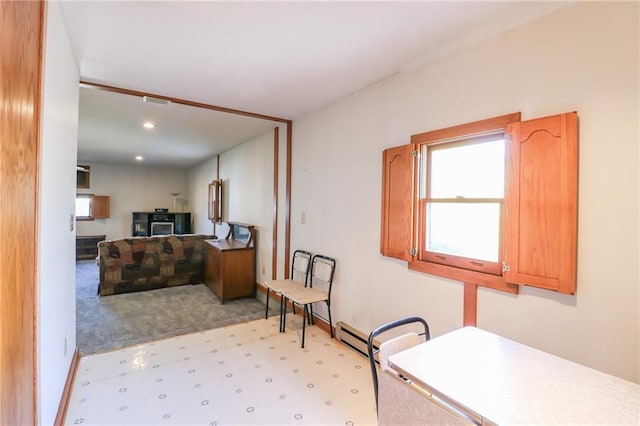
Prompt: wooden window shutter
<box><xmin>504</xmin><ymin>112</ymin><xmax>578</xmax><ymax>294</ymax></box>
<box><xmin>92</xmin><ymin>195</ymin><xmax>110</xmax><ymax>219</ymax></box>
<box><xmin>380</xmin><ymin>144</ymin><xmax>415</xmax><ymax>261</ymax></box>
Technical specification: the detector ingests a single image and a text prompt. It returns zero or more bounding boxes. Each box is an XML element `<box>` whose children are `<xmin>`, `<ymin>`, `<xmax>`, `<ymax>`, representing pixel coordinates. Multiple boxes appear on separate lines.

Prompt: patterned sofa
<box><xmin>97</xmin><ymin>234</ymin><xmax>213</xmax><ymax>296</ymax></box>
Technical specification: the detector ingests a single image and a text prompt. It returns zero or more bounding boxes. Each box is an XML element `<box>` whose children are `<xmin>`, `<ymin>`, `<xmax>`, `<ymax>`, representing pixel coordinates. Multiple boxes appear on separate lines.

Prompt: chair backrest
<box><xmin>290</xmin><ymin>250</ymin><xmax>312</xmax><ymax>285</ymax></box>
<box><xmin>367</xmin><ymin>316</ymin><xmax>430</xmax><ymax>412</ymax></box>
<box><xmin>377</xmin><ymin>332</ymin><xmax>421</xmax><ymax>372</ymax></box>
<box><xmin>309</xmin><ymin>254</ymin><xmax>336</xmax><ymax>296</ymax></box>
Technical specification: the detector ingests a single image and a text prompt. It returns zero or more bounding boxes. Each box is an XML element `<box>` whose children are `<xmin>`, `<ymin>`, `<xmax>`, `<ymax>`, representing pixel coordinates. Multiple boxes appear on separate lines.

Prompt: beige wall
<box><xmin>291</xmin><ymin>2</ymin><xmax>639</xmax><ymax>382</ymax></box>
<box><xmin>76</xmin><ymin>162</ymin><xmax>189</xmax><ymax>240</ymax></box>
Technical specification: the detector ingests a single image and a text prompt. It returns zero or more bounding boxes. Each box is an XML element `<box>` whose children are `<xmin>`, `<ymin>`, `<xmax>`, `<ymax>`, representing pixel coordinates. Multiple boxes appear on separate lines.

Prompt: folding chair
<box><xmin>366</xmin><ymin>316</ymin><xmax>430</xmax><ymax>413</ymax></box>
<box><xmin>281</xmin><ymin>254</ymin><xmax>335</xmax><ymax>348</ymax></box>
<box><xmin>263</xmin><ymin>249</ymin><xmax>311</xmax><ymax>331</ymax></box>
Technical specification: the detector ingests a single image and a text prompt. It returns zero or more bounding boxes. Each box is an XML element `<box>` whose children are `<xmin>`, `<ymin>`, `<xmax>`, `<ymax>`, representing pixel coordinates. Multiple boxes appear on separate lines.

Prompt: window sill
<box><xmin>408</xmin><ymin>260</ymin><xmax>519</xmax><ymax>294</ymax></box>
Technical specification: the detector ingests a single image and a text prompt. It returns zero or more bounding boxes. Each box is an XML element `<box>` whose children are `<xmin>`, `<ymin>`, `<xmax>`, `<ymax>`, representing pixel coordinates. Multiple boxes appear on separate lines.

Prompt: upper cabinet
<box><xmin>77</xmin><ymin>165</ymin><xmax>90</xmax><ymax>188</ymax></box>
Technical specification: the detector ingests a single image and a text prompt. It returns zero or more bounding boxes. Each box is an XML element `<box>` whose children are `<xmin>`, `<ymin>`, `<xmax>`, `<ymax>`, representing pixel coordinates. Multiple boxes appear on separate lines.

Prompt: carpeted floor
<box><xmin>76</xmin><ymin>260</ymin><xmax>274</xmax><ymax>355</ymax></box>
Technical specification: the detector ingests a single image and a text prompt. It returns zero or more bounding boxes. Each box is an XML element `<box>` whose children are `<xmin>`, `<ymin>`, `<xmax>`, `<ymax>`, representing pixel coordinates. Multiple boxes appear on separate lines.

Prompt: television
<box><xmin>151</xmin><ymin>222</ymin><xmax>174</xmax><ymax>236</ymax></box>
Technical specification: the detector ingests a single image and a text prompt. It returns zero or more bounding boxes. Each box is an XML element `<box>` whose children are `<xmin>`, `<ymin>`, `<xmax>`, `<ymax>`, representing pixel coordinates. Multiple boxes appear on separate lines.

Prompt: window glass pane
<box><xmin>430</xmin><ymin>138</ymin><xmax>505</xmax><ymax>198</ymax></box>
<box><xmin>427</xmin><ymin>202</ymin><xmax>501</xmax><ymax>262</ymax></box>
<box><xmin>76</xmin><ymin>197</ymin><xmax>91</xmax><ymax>218</ymax></box>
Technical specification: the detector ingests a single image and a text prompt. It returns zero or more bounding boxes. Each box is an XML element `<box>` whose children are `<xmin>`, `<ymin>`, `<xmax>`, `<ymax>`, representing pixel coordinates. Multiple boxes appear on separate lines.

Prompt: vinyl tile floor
<box><xmin>65</xmin><ymin>315</ymin><xmax>378</xmax><ymax>425</ymax></box>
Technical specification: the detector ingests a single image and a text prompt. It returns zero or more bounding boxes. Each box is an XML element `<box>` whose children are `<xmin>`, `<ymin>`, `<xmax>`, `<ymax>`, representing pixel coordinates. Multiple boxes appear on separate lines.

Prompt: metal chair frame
<box><xmin>281</xmin><ymin>254</ymin><xmax>336</xmax><ymax>348</ymax></box>
<box><xmin>264</xmin><ymin>249</ymin><xmax>312</xmax><ymax>328</ymax></box>
<box><xmin>367</xmin><ymin>316</ymin><xmax>430</xmax><ymax>412</ymax></box>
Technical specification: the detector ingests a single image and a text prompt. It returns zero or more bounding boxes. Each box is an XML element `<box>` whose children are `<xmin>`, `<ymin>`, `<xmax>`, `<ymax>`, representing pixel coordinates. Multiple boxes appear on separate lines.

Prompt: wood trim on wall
<box><xmin>272</xmin><ymin>127</ymin><xmax>279</xmax><ymax>280</ymax></box>
<box><xmin>463</xmin><ymin>283</ymin><xmax>478</xmax><ymax>327</ymax></box>
<box><xmin>54</xmin><ymin>348</ymin><xmax>80</xmax><ymax>426</ymax></box>
<box><xmin>212</xmin><ymin>155</ymin><xmax>221</xmax><ymax>238</ymax></box>
<box><xmin>80</xmin><ymin>81</ymin><xmax>291</xmax><ymax>124</ymax></box>
<box><xmin>0</xmin><ymin>1</ymin><xmax>45</xmax><ymax>424</ymax></box>
<box><xmin>411</xmin><ymin>112</ymin><xmax>521</xmax><ymax>145</ymax></box>
<box><xmin>284</xmin><ymin>122</ymin><xmax>292</xmax><ymax>278</ymax></box>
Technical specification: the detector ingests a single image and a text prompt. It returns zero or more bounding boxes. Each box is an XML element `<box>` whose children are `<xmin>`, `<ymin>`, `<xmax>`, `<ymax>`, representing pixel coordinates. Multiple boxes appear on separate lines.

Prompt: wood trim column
<box><xmin>272</xmin><ymin>127</ymin><xmax>279</xmax><ymax>279</ymax></box>
<box><xmin>463</xmin><ymin>283</ymin><xmax>478</xmax><ymax>327</ymax></box>
<box><xmin>213</xmin><ymin>154</ymin><xmax>220</xmax><ymax>237</ymax></box>
<box><xmin>284</xmin><ymin>122</ymin><xmax>292</xmax><ymax>278</ymax></box>
<box><xmin>0</xmin><ymin>1</ymin><xmax>45</xmax><ymax>424</ymax></box>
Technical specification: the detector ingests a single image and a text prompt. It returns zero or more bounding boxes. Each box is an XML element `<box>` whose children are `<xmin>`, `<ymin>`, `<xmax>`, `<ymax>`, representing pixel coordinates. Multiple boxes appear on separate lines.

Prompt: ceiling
<box><xmin>61</xmin><ymin>1</ymin><xmax>571</xmax><ymax>169</ymax></box>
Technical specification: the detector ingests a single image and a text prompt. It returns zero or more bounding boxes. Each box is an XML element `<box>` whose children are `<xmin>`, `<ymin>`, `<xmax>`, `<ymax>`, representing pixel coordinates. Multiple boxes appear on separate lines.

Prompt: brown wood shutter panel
<box><xmin>380</xmin><ymin>144</ymin><xmax>414</xmax><ymax>261</ymax></box>
<box><xmin>92</xmin><ymin>195</ymin><xmax>110</xmax><ymax>219</ymax></box>
<box><xmin>504</xmin><ymin>112</ymin><xmax>578</xmax><ymax>294</ymax></box>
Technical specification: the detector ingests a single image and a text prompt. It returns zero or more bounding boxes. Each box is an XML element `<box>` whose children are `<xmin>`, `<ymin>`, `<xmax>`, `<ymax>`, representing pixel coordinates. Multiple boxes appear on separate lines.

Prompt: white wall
<box><xmin>38</xmin><ymin>2</ymin><xmax>79</xmax><ymax>423</ymax></box>
<box><xmin>220</xmin><ymin>130</ymin><xmax>276</xmax><ymax>284</ymax></box>
<box><xmin>76</xmin><ymin>163</ymin><xmax>189</xmax><ymax>240</ymax></box>
<box><xmin>291</xmin><ymin>2</ymin><xmax>639</xmax><ymax>383</ymax></box>
<box><xmin>188</xmin><ymin>125</ymin><xmax>285</xmax><ymax>284</ymax></box>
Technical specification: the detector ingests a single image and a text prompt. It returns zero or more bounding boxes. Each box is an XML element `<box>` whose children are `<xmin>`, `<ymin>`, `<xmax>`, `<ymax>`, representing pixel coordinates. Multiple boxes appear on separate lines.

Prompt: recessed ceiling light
<box><xmin>143</xmin><ymin>122</ymin><xmax>155</xmax><ymax>129</ymax></box>
<box><xmin>135</xmin><ymin>155</ymin><xmax>144</xmax><ymax>161</ymax></box>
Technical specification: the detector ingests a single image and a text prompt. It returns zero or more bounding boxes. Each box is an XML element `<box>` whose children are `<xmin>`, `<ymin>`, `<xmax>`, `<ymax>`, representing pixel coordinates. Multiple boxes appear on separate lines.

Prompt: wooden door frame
<box><xmin>0</xmin><ymin>1</ymin><xmax>45</xmax><ymax>424</ymax></box>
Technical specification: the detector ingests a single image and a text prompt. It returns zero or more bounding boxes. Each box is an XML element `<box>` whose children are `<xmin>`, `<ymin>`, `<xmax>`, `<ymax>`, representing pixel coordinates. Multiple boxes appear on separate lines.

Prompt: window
<box><xmin>381</xmin><ymin>112</ymin><xmax>578</xmax><ymax>294</ymax></box>
<box><xmin>75</xmin><ymin>194</ymin><xmax>92</xmax><ymax>220</ymax></box>
<box><xmin>75</xmin><ymin>194</ymin><xmax>110</xmax><ymax>221</ymax></box>
<box><xmin>421</xmin><ymin>134</ymin><xmax>505</xmax><ymax>275</ymax></box>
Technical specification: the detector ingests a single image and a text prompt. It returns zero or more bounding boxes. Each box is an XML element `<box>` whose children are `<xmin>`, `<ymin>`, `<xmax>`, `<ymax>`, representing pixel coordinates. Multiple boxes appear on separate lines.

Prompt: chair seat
<box><xmin>283</xmin><ymin>286</ymin><xmax>328</xmax><ymax>304</ymax></box>
<box><xmin>264</xmin><ymin>278</ymin><xmax>303</xmax><ymax>293</ymax></box>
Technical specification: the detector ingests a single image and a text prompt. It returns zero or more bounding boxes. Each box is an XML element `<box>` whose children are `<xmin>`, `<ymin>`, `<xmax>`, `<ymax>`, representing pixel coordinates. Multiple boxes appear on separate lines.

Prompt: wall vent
<box><xmin>142</xmin><ymin>95</ymin><xmax>170</xmax><ymax>106</ymax></box>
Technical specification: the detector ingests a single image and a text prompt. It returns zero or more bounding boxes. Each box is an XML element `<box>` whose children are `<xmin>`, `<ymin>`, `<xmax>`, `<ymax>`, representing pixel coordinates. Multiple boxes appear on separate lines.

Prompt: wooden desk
<box><xmin>388</xmin><ymin>327</ymin><xmax>639</xmax><ymax>425</ymax></box>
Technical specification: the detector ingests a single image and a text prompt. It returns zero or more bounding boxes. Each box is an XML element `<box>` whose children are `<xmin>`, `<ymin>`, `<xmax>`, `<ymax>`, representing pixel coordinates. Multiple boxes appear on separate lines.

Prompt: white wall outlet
<box><xmin>301</xmin><ymin>211</ymin><xmax>306</xmax><ymax>224</ymax></box>
<box><xmin>69</xmin><ymin>214</ymin><xmax>74</xmax><ymax>231</ymax></box>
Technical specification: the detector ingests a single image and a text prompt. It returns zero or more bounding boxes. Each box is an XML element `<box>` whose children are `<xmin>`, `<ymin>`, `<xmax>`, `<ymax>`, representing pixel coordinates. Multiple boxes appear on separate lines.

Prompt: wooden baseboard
<box><xmin>54</xmin><ymin>347</ymin><xmax>80</xmax><ymax>426</ymax></box>
<box><xmin>257</xmin><ymin>282</ymin><xmax>336</xmax><ymax>337</ymax></box>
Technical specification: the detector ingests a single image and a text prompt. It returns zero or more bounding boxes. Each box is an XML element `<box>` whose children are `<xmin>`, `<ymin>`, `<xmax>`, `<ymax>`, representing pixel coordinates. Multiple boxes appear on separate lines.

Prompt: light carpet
<box><xmin>76</xmin><ymin>260</ymin><xmax>275</xmax><ymax>355</ymax></box>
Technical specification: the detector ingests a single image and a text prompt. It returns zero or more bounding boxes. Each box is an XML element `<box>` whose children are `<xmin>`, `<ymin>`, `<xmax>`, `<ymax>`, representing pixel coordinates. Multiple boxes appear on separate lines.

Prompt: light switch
<box><xmin>301</xmin><ymin>211</ymin><xmax>306</xmax><ymax>224</ymax></box>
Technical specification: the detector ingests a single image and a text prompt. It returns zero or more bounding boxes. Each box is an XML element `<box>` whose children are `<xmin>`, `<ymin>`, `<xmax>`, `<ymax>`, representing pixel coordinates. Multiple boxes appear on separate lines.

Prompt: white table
<box><xmin>387</xmin><ymin>327</ymin><xmax>640</xmax><ymax>425</ymax></box>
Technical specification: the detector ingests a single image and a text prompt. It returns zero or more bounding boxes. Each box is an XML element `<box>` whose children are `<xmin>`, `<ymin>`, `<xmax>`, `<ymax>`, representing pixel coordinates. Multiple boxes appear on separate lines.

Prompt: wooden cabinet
<box><xmin>92</xmin><ymin>195</ymin><xmax>110</xmax><ymax>219</ymax></box>
<box><xmin>205</xmin><ymin>223</ymin><xmax>256</xmax><ymax>303</ymax></box>
<box><xmin>76</xmin><ymin>234</ymin><xmax>106</xmax><ymax>260</ymax></box>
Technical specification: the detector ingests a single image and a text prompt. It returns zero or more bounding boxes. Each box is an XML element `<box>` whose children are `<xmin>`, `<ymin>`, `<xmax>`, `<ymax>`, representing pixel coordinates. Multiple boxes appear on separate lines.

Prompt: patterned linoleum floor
<box><xmin>65</xmin><ymin>315</ymin><xmax>378</xmax><ymax>425</ymax></box>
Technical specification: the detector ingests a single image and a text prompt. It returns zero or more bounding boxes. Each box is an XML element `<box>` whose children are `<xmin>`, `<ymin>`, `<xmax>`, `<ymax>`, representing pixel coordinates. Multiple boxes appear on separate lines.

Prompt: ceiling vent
<box><xmin>142</xmin><ymin>96</ymin><xmax>170</xmax><ymax>106</ymax></box>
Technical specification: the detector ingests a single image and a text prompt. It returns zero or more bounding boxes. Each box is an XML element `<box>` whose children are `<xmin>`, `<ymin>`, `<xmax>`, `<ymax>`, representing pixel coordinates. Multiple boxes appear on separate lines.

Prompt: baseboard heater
<box><xmin>335</xmin><ymin>321</ymin><xmax>380</xmax><ymax>362</ymax></box>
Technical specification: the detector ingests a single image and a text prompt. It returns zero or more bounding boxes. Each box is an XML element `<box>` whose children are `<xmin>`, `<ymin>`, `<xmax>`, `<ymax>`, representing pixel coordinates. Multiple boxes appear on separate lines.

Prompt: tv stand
<box><xmin>132</xmin><ymin>212</ymin><xmax>191</xmax><ymax>236</ymax></box>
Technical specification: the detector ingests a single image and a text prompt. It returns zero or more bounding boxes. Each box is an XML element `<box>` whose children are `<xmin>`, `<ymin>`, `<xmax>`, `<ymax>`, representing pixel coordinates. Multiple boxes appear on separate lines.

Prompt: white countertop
<box><xmin>388</xmin><ymin>327</ymin><xmax>640</xmax><ymax>425</ymax></box>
